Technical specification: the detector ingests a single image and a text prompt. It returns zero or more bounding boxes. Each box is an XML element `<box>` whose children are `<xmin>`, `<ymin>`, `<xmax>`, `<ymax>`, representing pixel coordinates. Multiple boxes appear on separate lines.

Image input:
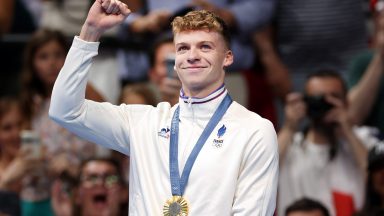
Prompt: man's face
<box><xmin>34</xmin><ymin>40</ymin><xmax>66</xmax><ymax>88</ymax></box>
<box><xmin>149</xmin><ymin>42</ymin><xmax>175</xmax><ymax>86</ymax></box>
<box><xmin>287</xmin><ymin>210</ymin><xmax>326</xmax><ymax>216</ymax></box>
<box><xmin>174</xmin><ymin>30</ymin><xmax>233</xmax><ymax>97</ymax></box>
<box><xmin>77</xmin><ymin>161</ymin><xmax>125</xmax><ymax>216</ymax></box>
<box><xmin>304</xmin><ymin>76</ymin><xmax>346</xmax><ymax>123</ymax></box>
<box><xmin>305</xmin><ymin>77</ymin><xmax>345</xmax><ymax>101</ymax></box>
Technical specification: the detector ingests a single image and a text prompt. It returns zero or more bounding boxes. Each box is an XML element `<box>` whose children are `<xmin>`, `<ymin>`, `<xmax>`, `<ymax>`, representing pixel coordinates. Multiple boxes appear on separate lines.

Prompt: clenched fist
<box><xmin>80</xmin><ymin>0</ymin><xmax>131</xmax><ymax>41</ymax></box>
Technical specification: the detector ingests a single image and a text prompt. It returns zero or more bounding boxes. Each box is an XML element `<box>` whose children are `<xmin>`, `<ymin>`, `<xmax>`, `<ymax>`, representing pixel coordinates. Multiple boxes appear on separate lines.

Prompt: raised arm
<box><xmin>348</xmin><ymin>12</ymin><xmax>384</xmax><ymax>125</ymax></box>
<box><xmin>49</xmin><ymin>0</ymin><xmax>133</xmax><ymax>154</ymax></box>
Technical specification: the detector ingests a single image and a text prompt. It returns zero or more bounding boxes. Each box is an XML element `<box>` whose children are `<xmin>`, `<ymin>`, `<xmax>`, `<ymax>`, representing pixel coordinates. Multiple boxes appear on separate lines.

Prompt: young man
<box><xmin>278</xmin><ymin>70</ymin><xmax>379</xmax><ymax>216</ymax></box>
<box><xmin>49</xmin><ymin>0</ymin><xmax>278</xmax><ymax>215</ymax></box>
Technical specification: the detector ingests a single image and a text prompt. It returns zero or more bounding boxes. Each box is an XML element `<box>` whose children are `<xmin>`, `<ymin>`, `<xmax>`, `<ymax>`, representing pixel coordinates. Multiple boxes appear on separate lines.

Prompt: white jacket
<box><xmin>49</xmin><ymin>37</ymin><xmax>279</xmax><ymax>216</ymax></box>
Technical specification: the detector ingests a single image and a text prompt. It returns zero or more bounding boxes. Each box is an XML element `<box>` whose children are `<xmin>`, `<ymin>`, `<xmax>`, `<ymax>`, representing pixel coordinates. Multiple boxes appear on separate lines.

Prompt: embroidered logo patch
<box><xmin>213</xmin><ymin>124</ymin><xmax>226</xmax><ymax>148</ymax></box>
<box><xmin>158</xmin><ymin>127</ymin><xmax>170</xmax><ymax>139</ymax></box>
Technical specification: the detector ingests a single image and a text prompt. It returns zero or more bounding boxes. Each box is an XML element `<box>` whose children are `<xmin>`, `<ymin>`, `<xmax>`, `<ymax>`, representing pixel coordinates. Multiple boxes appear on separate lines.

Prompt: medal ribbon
<box><xmin>169</xmin><ymin>94</ymin><xmax>232</xmax><ymax>196</ymax></box>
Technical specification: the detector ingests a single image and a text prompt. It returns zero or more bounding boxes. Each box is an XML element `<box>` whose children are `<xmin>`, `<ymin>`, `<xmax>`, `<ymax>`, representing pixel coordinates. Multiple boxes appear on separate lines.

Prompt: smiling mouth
<box><xmin>183</xmin><ymin>66</ymin><xmax>207</xmax><ymax>69</ymax></box>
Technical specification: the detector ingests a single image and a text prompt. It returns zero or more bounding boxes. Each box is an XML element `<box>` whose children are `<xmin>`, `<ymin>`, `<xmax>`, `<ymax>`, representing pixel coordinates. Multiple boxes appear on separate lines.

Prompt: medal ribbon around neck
<box><xmin>169</xmin><ymin>94</ymin><xmax>232</xmax><ymax>197</ymax></box>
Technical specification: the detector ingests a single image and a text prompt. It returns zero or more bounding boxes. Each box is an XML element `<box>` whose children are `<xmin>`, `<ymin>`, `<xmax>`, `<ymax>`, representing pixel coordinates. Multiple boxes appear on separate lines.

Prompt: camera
<box><xmin>165</xmin><ymin>54</ymin><xmax>176</xmax><ymax>78</ymax></box>
<box><xmin>303</xmin><ymin>95</ymin><xmax>333</xmax><ymax>120</ymax></box>
<box><xmin>20</xmin><ymin>130</ymin><xmax>42</xmax><ymax>159</ymax></box>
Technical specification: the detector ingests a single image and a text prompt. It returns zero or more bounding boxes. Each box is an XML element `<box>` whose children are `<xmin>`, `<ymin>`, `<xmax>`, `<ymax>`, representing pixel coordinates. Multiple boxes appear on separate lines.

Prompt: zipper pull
<box><xmin>188</xmin><ymin>97</ymin><xmax>192</xmax><ymax>108</ymax></box>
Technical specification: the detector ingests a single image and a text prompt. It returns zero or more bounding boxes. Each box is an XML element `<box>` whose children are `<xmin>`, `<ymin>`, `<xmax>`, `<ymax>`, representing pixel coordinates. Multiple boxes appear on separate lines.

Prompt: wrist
<box><xmin>79</xmin><ymin>23</ymin><xmax>103</xmax><ymax>42</ymax></box>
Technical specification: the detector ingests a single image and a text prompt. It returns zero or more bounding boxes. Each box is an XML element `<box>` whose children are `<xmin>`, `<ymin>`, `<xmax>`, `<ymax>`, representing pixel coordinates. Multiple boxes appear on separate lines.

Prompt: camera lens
<box><xmin>304</xmin><ymin>95</ymin><xmax>333</xmax><ymax>120</ymax></box>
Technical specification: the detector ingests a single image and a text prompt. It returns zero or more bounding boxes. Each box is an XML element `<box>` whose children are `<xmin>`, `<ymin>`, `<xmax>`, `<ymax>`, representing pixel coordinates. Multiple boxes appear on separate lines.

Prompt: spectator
<box><xmin>146</xmin><ymin>34</ymin><xmax>181</xmax><ymax>105</ymax></box>
<box><xmin>53</xmin><ymin>158</ymin><xmax>128</xmax><ymax>216</ymax></box>
<box><xmin>285</xmin><ymin>198</ymin><xmax>330</xmax><ymax>216</ymax></box>
<box><xmin>18</xmin><ymin>28</ymin><xmax>105</xmax><ymax>215</ymax></box>
<box><xmin>278</xmin><ymin>70</ymin><xmax>379</xmax><ymax>216</ymax></box>
<box><xmin>20</xmin><ymin>28</ymin><xmax>104</xmax><ymax>160</ymax></box>
<box><xmin>355</xmin><ymin>144</ymin><xmax>384</xmax><ymax>216</ymax></box>
<box><xmin>0</xmin><ymin>96</ymin><xmax>42</xmax><ymax>216</ymax></box>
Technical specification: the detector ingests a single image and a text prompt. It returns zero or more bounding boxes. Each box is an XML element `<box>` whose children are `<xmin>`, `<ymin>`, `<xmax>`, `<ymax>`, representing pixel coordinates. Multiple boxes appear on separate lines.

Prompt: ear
<box><xmin>223</xmin><ymin>50</ymin><xmax>233</xmax><ymax>68</ymax></box>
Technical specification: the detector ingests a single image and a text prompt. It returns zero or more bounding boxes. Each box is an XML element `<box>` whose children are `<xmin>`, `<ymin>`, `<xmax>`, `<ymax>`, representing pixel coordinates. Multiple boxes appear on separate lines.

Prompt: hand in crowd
<box><xmin>323</xmin><ymin>95</ymin><xmax>351</xmax><ymax>132</ymax></box>
<box><xmin>131</xmin><ymin>10</ymin><xmax>171</xmax><ymax>33</ymax></box>
<box><xmin>0</xmin><ymin>147</ymin><xmax>44</xmax><ymax>190</ymax></box>
<box><xmin>159</xmin><ymin>77</ymin><xmax>182</xmax><ymax>106</ymax></box>
<box><xmin>48</xmin><ymin>153</ymin><xmax>79</xmax><ymax>179</ymax></box>
<box><xmin>80</xmin><ymin>0</ymin><xmax>131</xmax><ymax>41</ymax></box>
<box><xmin>192</xmin><ymin>0</ymin><xmax>235</xmax><ymax>27</ymax></box>
<box><xmin>51</xmin><ymin>179</ymin><xmax>73</xmax><ymax>216</ymax></box>
<box><xmin>283</xmin><ymin>93</ymin><xmax>306</xmax><ymax>131</ymax></box>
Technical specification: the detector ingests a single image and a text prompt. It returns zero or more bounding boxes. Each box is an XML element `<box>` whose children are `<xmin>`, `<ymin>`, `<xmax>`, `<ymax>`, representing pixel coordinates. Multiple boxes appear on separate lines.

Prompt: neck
<box><xmin>307</xmin><ymin>129</ymin><xmax>331</xmax><ymax>145</ymax></box>
<box><xmin>182</xmin><ymin>82</ymin><xmax>224</xmax><ymax>98</ymax></box>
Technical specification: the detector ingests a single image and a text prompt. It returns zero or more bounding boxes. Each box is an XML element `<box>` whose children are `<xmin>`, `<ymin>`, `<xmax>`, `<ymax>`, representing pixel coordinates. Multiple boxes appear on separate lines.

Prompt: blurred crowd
<box><xmin>0</xmin><ymin>0</ymin><xmax>384</xmax><ymax>215</ymax></box>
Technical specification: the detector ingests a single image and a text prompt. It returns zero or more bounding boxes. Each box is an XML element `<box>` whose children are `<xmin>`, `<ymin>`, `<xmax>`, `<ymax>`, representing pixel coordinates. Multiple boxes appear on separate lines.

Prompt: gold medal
<box><xmin>163</xmin><ymin>196</ymin><xmax>189</xmax><ymax>216</ymax></box>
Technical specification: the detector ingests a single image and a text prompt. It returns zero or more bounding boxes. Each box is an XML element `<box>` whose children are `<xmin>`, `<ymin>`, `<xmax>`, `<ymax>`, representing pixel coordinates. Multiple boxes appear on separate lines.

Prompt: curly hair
<box><xmin>171</xmin><ymin>10</ymin><xmax>231</xmax><ymax>49</ymax></box>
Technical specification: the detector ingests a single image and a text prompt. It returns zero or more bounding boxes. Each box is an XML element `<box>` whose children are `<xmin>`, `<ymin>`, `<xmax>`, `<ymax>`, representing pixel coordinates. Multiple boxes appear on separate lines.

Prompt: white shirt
<box><xmin>49</xmin><ymin>37</ymin><xmax>279</xmax><ymax>215</ymax></box>
<box><xmin>278</xmin><ymin>128</ymin><xmax>379</xmax><ymax>216</ymax></box>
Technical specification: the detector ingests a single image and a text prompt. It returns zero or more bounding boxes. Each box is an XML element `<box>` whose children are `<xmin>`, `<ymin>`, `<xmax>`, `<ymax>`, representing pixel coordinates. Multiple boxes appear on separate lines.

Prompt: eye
<box><xmin>36</xmin><ymin>53</ymin><xmax>49</xmax><ymax>61</ymax></box>
<box><xmin>201</xmin><ymin>44</ymin><xmax>212</xmax><ymax>51</ymax></box>
<box><xmin>176</xmin><ymin>46</ymin><xmax>188</xmax><ymax>53</ymax></box>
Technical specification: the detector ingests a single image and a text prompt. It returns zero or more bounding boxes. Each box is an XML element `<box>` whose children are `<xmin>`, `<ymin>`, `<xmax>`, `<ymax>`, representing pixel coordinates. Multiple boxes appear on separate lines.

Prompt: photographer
<box><xmin>277</xmin><ymin>70</ymin><xmax>379</xmax><ymax>216</ymax></box>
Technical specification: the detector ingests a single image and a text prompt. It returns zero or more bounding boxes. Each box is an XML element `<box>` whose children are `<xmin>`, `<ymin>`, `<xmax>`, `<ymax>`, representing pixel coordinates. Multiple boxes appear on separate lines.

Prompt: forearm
<box><xmin>348</xmin><ymin>51</ymin><xmax>384</xmax><ymax>125</ymax></box>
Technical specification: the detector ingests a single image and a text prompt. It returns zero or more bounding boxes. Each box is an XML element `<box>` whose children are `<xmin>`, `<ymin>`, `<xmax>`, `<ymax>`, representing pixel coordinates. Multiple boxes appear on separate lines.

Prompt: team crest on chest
<box><xmin>158</xmin><ymin>127</ymin><xmax>170</xmax><ymax>139</ymax></box>
<box><xmin>213</xmin><ymin>124</ymin><xmax>226</xmax><ymax>148</ymax></box>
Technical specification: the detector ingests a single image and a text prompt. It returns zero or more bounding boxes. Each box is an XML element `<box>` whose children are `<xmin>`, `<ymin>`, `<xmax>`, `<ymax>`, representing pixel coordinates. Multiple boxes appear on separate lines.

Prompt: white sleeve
<box><xmin>232</xmin><ymin>119</ymin><xmax>279</xmax><ymax>215</ymax></box>
<box><xmin>354</xmin><ymin>126</ymin><xmax>381</xmax><ymax>150</ymax></box>
<box><xmin>49</xmin><ymin>37</ymin><xmax>131</xmax><ymax>155</ymax></box>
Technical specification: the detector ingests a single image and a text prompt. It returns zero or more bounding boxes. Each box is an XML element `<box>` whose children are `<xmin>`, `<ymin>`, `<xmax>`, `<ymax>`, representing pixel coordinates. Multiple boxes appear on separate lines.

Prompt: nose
<box><xmin>187</xmin><ymin>47</ymin><xmax>200</xmax><ymax>63</ymax></box>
